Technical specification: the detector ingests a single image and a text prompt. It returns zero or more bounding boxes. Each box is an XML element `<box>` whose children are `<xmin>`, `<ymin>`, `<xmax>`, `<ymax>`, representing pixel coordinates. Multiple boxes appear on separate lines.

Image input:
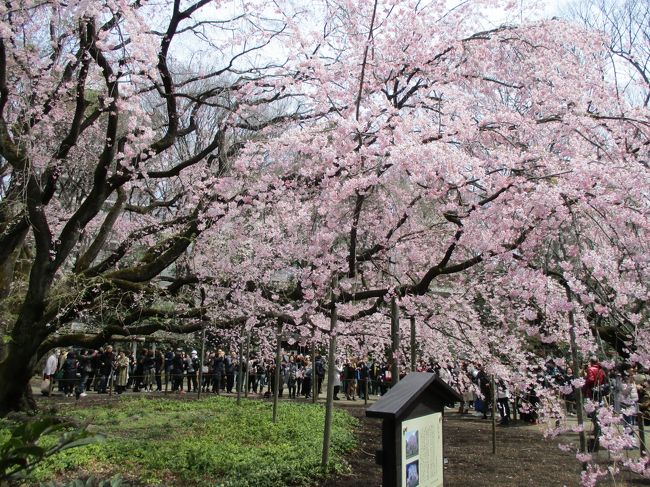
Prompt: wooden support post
<box><xmin>273</xmin><ymin>322</ymin><xmax>282</xmax><ymax>423</ymax></box>
<box><xmin>196</xmin><ymin>325</ymin><xmax>205</xmax><ymax>399</ymax></box>
<box><xmin>237</xmin><ymin>326</ymin><xmax>244</xmax><ymax>406</ymax></box>
<box><xmin>638</xmin><ymin>413</ymin><xmax>646</xmax><ymax>455</ymax></box>
<box><xmin>491</xmin><ymin>375</ymin><xmax>497</xmax><ymax>454</ymax></box>
<box><xmin>197</xmin><ymin>288</ymin><xmax>206</xmax><ymax>399</ymax></box>
<box><xmin>244</xmin><ymin>333</ymin><xmax>250</xmax><ymax>398</ymax></box>
<box><xmin>322</xmin><ymin>302</ymin><xmax>337</xmax><ymax>468</ymax></box>
<box><xmin>197</xmin><ymin>325</ymin><xmax>206</xmax><ymax>399</ymax></box>
<box><xmin>410</xmin><ymin>316</ymin><xmax>416</xmax><ymax>372</ymax></box>
<box><xmin>568</xmin><ymin>304</ymin><xmax>587</xmax><ymax>457</ymax></box>
<box><xmin>391</xmin><ymin>297</ymin><xmax>400</xmax><ymax>386</ymax></box>
<box><xmin>312</xmin><ymin>331</ymin><xmax>317</xmax><ymax>404</ymax></box>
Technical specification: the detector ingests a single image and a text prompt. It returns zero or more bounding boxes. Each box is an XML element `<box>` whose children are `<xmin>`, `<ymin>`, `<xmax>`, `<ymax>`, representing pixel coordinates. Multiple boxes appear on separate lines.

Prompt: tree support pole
<box><xmin>491</xmin><ymin>375</ymin><xmax>497</xmax><ymax>454</ymax></box>
<box><xmin>391</xmin><ymin>297</ymin><xmax>400</xmax><ymax>385</ymax></box>
<box><xmin>197</xmin><ymin>288</ymin><xmax>206</xmax><ymax>400</ymax></box>
<box><xmin>273</xmin><ymin>321</ymin><xmax>282</xmax><ymax>423</ymax></box>
<box><xmin>410</xmin><ymin>316</ymin><xmax>416</xmax><ymax>372</ymax></box>
<box><xmin>568</xmin><ymin>304</ymin><xmax>587</xmax><ymax>458</ymax></box>
<box><xmin>322</xmin><ymin>302</ymin><xmax>337</xmax><ymax>468</ymax></box>
<box><xmin>244</xmin><ymin>332</ymin><xmax>250</xmax><ymax>398</ymax></box>
<box><xmin>312</xmin><ymin>329</ymin><xmax>317</xmax><ymax>403</ymax></box>
<box><xmin>638</xmin><ymin>413</ymin><xmax>646</xmax><ymax>455</ymax></box>
<box><xmin>237</xmin><ymin>325</ymin><xmax>244</xmax><ymax>406</ymax></box>
<box><xmin>197</xmin><ymin>325</ymin><xmax>206</xmax><ymax>399</ymax></box>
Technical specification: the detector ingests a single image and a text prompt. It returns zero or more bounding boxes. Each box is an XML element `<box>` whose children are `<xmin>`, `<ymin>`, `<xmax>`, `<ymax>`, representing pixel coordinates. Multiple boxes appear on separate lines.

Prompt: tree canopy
<box><xmin>0</xmin><ymin>0</ymin><xmax>648</xmax><ymax>482</ymax></box>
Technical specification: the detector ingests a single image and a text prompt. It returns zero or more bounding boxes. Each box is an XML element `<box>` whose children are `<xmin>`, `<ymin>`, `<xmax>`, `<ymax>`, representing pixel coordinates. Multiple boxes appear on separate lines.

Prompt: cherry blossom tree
<box><xmin>0</xmin><ymin>0</ymin><xmax>304</xmax><ymax>414</ymax></box>
<box><xmin>202</xmin><ymin>1</ymin><xmax>649</xmax><ymax>481</ymax></box>
<box><xmin>1</xmin><ymin>0</ymin><xmax>648</xmax><ymax>482</ymax></box>
<box><xmin>566</xmin><ymin>0</ymin><xmax>650</xmax><ymax>106</ymax></box>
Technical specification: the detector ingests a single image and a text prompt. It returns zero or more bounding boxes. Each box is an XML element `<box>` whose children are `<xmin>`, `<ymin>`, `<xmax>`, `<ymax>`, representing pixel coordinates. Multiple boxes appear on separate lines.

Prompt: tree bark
<box><xmin>0</xmin><ymin>329</ymin><xmax>44</xmax><ymax>416</ymax></box>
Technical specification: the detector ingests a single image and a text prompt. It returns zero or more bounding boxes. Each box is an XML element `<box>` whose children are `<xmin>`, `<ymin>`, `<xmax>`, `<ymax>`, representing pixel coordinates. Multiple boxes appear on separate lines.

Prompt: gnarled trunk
<box><xmin>0</xmin><ymin>323</ymin><xmax>46</xmax><ymax>416</ymax></box>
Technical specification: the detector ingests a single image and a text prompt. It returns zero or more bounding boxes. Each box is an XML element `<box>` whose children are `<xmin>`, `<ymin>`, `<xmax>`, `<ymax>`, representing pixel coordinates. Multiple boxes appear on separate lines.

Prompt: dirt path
<box><xmin>325</xmin><ymin>407</ymin><xmax>650</xmax><ymax>487</ymax></box>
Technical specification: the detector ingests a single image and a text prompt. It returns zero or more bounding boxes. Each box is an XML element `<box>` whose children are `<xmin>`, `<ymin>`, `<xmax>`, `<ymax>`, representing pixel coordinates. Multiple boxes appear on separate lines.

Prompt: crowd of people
<box><xmin>40</xmin><ymin>346</ymin><xmax>400</xmax><ymax>400</ymax></box>
<box><xmin>450</xmin><ymin>356</ymin><xmax>650</xmax><ymax>452</ymax></box>
<box><xmin>41</xmin><ymin>346</ymin><xmax>650</xmax><ymax>445</ymax></box>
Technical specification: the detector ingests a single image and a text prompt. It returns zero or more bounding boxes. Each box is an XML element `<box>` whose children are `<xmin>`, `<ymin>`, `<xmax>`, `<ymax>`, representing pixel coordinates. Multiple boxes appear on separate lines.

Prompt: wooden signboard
<box><xmin>366</xmin><ymin>372</ymin><xmax>461</xmax><ymax>487</ymax></box>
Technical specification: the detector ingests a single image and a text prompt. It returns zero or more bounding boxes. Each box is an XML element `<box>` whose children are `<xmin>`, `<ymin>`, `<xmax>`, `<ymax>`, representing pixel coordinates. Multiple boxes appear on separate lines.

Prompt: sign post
<box><xmin>366</xmin><ymin>372</ymin><xmax>461</xmax><ymax>487</ymax></box>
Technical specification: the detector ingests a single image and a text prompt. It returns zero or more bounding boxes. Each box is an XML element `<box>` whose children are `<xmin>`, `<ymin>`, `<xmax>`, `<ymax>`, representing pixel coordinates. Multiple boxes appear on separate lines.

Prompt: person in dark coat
<box><xmin>247</xmin><ymin>354</ymin><xmax>260</xmax><ymax>393</ymax></box>
<box><xmin>143</xmin><ymin>349</ymin><xmax>155</xmax><ymax>392</ymax></box>
<box><xmin>98</xmin><ymin>346</ymin><xmax>114</xmax><ymax>393</ymax></box>
<box><xmin>154</xmin><ymin>350</ymin><xmax>164</xmax><ymax>391</ymax></box>
<box><xmin>77</xmin><ymin>350</ymin><xmax>91</xmax><ymax>397</ymax></box>
<box><xmin>315</xmin><ymin>354</ymin><xmax>326</xmax><ymax>395</ymax></box>
<box><xmin>164</xmin><ymin>349</ymin><xmax>174</xmax><ymax>389</ymax></box>
<box><xmin>476</xmin><ymin>366</ymin><xmax>492</xmax><ymax>420</ymax></box>
<box><xmin>225</xmin><ymin>352</ymin><xmax>236</xmax><ymax>393</ymax></box>
<box><xmin>212</xmin><ymin>350</ymin><xmax>226</xmax><ymax>393</ymax></box>
<box><xmin>132</xmin><ymin>349</ymin><xmax>146</xmax><ymax>392</ymax></box>
<box><xmin>172</xmin><ymin>349</ymin><xmax>185</xmax><ymax>392</ymax></box>
<box><xmin>343</xmin><ymin>360</ymin><xmax>356</xmax><ymax>400</ymax></box>
<box><xmin>357</xmin><ymin>360</ymin><xmax>369</xmax><ymax>399</ymax></box>
<box><xmin>89</xmin><ymin>349</ymin><xmax>102</xmax><ymax>392</ymax></box>
<box><xmin>62</xmin><ymin>351</ymin><xmax>79</xmax><ymax>397</ymax></box>
<box><xmin>185</xmin><ymin>351</ymin><xmax>198</xmax><ymax>392</ymax></box>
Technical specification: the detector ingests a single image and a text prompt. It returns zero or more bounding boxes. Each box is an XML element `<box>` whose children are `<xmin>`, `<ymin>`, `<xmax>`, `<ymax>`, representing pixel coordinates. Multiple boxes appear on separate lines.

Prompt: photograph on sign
<box><xmin>406</xmin><ymin>460</ymin><xmax>420</xmax><ymax>487</ymax></box>
<box><xmin>401</xmin><ymin>413</ymin><xmax>443</xmax><ymax>487</ymax></box>
<box><xmin>405</xmin><ymin>430</ymin><xmax>419</xmax><ymax>459</ymax></box>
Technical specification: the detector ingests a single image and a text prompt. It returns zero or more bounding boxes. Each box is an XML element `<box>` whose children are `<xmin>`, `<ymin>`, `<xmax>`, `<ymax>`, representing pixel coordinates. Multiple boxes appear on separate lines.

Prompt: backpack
<box><xmin>316</xmin><ymin>361</ymin><xmax>325</xmax><ymax>377</ymax></box>
<box><xmin>592</xmin><ymin>369</ymin><xmax>610</xmax><ymax>402</ymax></box>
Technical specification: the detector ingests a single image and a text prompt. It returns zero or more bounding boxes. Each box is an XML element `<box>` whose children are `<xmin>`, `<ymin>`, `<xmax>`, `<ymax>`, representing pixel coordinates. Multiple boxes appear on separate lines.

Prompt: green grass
<box><xmin>26</xmin><ymin>397</ymin><xmax>358</xmax><ymax>486</ymax></box>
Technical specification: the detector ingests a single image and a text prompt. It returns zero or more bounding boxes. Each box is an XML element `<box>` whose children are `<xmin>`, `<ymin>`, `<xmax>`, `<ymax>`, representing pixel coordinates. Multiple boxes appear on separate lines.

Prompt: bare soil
<box><xmin>325</xmin><ymin>405</ymin><xmax>650</xmax><ymax>487</ymax></box>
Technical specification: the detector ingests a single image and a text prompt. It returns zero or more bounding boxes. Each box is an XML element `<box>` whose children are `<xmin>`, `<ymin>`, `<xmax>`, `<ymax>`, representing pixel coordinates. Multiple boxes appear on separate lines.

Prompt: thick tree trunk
<box><xmin>0</xmin><ymin>341</ymin><xmax>41</xmax><ymax>416</ymax></box>
<box><xmin>0</xmin><ymin>321</ymin><xmax>47</xmax><ymax>416</ymax></box>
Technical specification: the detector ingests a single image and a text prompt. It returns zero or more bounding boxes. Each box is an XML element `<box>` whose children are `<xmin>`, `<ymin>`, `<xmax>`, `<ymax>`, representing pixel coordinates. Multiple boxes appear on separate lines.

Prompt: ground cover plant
<box><xmin>17</xmin><ymin>397</ymin><xmax>357</xmax><ymax>486</ymax></box>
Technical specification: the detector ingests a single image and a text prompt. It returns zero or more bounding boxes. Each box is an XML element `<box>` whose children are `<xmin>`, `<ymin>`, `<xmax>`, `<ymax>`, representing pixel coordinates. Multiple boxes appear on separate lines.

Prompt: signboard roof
<box><xmin>366</xmin><ymin>372</ymin><xmax>461</xmax><ymax>420</ymax></box>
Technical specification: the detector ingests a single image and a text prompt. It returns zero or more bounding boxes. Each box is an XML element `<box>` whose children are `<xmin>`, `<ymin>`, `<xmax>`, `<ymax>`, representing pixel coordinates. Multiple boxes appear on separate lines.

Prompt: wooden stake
<box><xmin>237</xmin><ymin>325</ymin><xmax>244</xmax><ymax>406</ymax></box>
<box><xmin>322</xmin><ymin>302</ymin><xmax>337</xmax><ymax>468</ymax></box>
<box><xmin>312</xmin><ymin>330</ymin><xmax>317</xmax><ymax>404</ymax></box>
<box><xmin>273</xmin><ymin>322</ymin><xmax>282</xmax><ymax>423</ymax></box>
<box><xmin>244</xmin><ymin>332</ymin><xmax>250</xmax><ymax>398</ymax></box>
<box><xmin>410</xmin><ymin>316</ymin><xmax>416</xmax><ymax>373</ymax></box>
<box><xmin>391</xmin><ymin>297</ymin><xmax>400</xmax><ymax>385</ymax></box>
<box><xmin>197</xmin><ymin>288</ymin><xmax>206</xmax><ymax>400</ymax></box>
<box><xmin>491</xmin><ymin>375</ymin><xmax>497</xmax><ymax>454</ymax></box>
